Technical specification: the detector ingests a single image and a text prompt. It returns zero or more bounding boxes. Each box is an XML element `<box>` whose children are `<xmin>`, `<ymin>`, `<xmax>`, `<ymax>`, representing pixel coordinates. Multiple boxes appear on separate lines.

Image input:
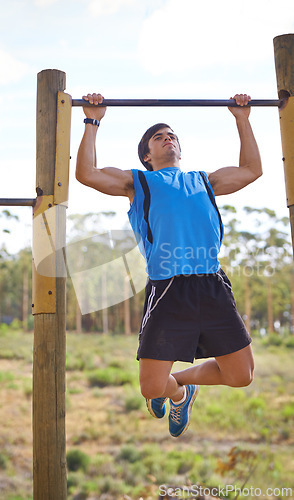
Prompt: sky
<box><xmin>1</xmin><ymin>0</ymin><xmax>294</xmax><ymax>254</ymax></box>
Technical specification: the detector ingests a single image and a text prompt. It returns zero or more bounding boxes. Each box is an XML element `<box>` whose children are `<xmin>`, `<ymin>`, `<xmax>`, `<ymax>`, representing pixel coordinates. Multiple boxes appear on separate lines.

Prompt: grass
<box><xmin>0</xmin><ymin>329</ymin><xmax>294</xmax><ymax>499</ymax></box>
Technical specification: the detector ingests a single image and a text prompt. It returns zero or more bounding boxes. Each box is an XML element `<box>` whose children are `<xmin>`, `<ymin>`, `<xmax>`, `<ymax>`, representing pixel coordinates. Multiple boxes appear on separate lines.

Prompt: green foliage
<box><xmin>246</xmin><ymin>396</ymin><xmax>266</xmax><ymax>419</ymax></box>
<box><xmin>0</xmin><ymin>209</ymin><xmax>19</xmax><ymax>235</ymax></box>
<box><xmin>118</xmin><ymin>444</ymin><xmax>141</xmax><ymax>463</ymax></box>
<box><xmin>66</xmin><ymin>351</ymin><xmax>94</xmax><ymax>371</ymax></box>
<box><xmin>9</xmin><ymin>319</ymin><xmax>23</xmax><ymax>331</ymax></box>
<box><xmin>0</xmin><ymin>452</ymin><xmax>8</xmax><ymax>470</ymax></box>
<box><xmin>87</xmin><ymin>366</ymin><xmax>134</xmax><ymax>387</ymax></box>
<box><xmin>219</xmin><ymin>205</ymin><xmax>293</xmax><ymax>337</ymax></box>
<box><xmin>0</xmin><ymin>371</ymin><xmax>15</xmax><ymax>383</ymax></box>
<box><xmin>0</xmin><ymin>323</ymin><xmax>9</xmax><ymax>336</ymax></box>
<box><xmin>262</xmin><ymin>333</ymin><xmax>283</xmax><ymax>347</ymax></box>
<box><xmin>282</xmin><ymin>403</ymin><xmax>294</xmax><ymax>421</ymax></box>
<box><xmin>284</xmin><ymin>335</ymin><xmax>294</xmax><ymax>348</ymax></box>
<box><xmin>67</xmin><ymin>472</ymin><xmax>79</xmax><ymax>492</ymax></box>
<box><xmin>6</xmin><ymin>497</ymin><xmax>32</xmax><ymax>500</ymax></box>
<box><xmin>0</xmin><ymin>332</ymin><xmax>33</xmax><ymax>362</ymax></box>
<box><xmin>261</xmin><ymin>333</ymin><xmax>294</xmax><ymax>348</ymax></box>
<box><xmin>124</xmin><ymin>392</ymin><xmax>143</xmax><ymax>411</ymax></box>
<box><xmin>66</xmin><ymin>449</ymin><xmax>90</xmax><ymax>472</ymax></box>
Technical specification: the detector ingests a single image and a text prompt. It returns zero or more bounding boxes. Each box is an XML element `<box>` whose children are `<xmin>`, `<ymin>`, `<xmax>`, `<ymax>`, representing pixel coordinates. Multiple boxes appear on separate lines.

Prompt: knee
<box><xmin>229</xmin><ymin>366</ymin><xmax>254</xmax><ymax>388</ymax></box>
<box><xmin>140</xmin><ymin>379</ymin><xmax>166</xmax><ymax>400</ymax></box>
<box><xmin>218</xmin><ymin>345</ymin><xmax>255</xmax><ymax>388</ymax></box>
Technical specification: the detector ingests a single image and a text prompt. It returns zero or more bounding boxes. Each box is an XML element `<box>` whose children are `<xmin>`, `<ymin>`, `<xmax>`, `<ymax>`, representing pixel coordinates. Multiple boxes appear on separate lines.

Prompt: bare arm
<box><xmin>76</xmin><ymin>93</ymin><xmax>134</xmax><ymax>201</ymax></box>
<box><xmin>208</xmin><ymin>94</ymin><xmax>262</xmax><ymax>196</ymax></box>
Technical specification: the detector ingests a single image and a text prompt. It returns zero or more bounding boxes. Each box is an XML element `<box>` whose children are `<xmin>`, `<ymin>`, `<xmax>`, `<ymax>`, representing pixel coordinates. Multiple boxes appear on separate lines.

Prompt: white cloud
<box><xmin>88</xmin><ymin>0</ymin><xmax>135</xmax><ymax>16</ymax></box>
<box><xmin>138</xmin><ymin>0</ymin><xmax>294</xmax><ymax>75</ymax></box>
<box><xmin>0</xmin><ymin>49</ymin><xmax>29</xmax><ymax>84</ymax></box>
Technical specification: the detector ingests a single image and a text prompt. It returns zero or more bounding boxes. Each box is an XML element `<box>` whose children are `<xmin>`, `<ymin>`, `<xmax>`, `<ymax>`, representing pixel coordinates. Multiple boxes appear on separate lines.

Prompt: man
<box><xmin>76</xmin><ymin>93</ymin><xmax>262</xmax><ymax>438</ymax></box>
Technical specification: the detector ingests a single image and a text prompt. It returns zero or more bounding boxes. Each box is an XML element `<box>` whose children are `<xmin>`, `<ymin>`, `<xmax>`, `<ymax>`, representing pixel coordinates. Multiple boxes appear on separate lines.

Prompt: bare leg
<box><xmin>173</xmin><ymin>345</ymin><xmax>254</xmax><ymax>388</ymax></box>
<box><xmin>139</xmin><ymin>358</ymin><xmax>185</xmax><ymax>402</ymax></box>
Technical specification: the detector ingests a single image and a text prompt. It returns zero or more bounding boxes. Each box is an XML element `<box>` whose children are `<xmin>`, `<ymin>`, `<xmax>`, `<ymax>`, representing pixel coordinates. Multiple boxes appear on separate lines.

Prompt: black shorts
<box><xmin>137</xmin><ymin>269</ymin><xmax>251</xmax><ymax>363</ymax></box>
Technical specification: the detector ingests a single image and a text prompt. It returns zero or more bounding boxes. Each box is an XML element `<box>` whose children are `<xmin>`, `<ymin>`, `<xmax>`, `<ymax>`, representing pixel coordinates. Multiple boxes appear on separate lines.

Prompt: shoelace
<box><xmin>169</xmin><ymin>404</ymin><xmax>182</xmax><ymax>424</ymax></box>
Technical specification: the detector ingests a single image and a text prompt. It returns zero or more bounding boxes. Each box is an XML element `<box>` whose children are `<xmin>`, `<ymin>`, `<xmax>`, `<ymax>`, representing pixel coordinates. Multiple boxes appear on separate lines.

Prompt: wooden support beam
<box><xmin>54</xmin><ymin>91</ymin><xmax>72</xmax><ymax>206</ymax></box>
<box><xmin>274</xmin><ymin>34</ymin><xmax>294</xmax><ymax>253</ymax></box>
<box><xmin>33</xmin><ymin>69</ymin><xmax>68</xmax><ymax>500</ymax></box>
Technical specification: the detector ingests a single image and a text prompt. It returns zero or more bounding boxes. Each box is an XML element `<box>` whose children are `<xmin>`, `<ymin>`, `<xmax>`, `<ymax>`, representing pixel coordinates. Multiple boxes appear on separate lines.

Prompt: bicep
<box><xmin>77</xmin><ymin>166</ymin><xmax>134</xmax><ymax>198</ymax></box>
<box><xmin>208</xmin><ymin>166</ymin><xmax>261</xmax><ymax>196</ymax></box>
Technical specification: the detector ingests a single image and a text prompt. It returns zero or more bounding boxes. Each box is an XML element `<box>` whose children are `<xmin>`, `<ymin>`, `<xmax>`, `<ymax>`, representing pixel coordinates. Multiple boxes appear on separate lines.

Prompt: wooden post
<box><xmin>274</xmin><ymin>34</ymin><xmax>294</xmax><ymax>252</ymax></box>
<box><xmin>33</xmin><ymin>69</ymin><xmax>70</xmax><ymax>500</ymax></box>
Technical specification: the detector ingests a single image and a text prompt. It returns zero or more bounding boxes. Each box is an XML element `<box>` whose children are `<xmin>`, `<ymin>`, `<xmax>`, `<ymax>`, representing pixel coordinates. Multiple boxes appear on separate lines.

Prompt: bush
<box><xmin>262</xmin><ymin>334</ymin><xmax>283</xmax><ymax>347</ymax></box>
<box><xmin>0</xmin><ymin>323</ymin><xmax>9</xmax><ymax>336</ymax></box>
<box><xmin>117</xmin><ymin>444</ymin><xmax>141</xmax><ymax>463</ymax></box>
<box><xmin>66</xmin><ymin>349</ymin><xmax>95</xmax><ymax>371</ymax></box>
<box><xmin>67</xmin><ymin>472</ymin><xmax>79</xmax><ymax>492</ymax></box>
<box><xmin>0</xmin><ymin>453</ymin><xmax>8</xmax><ymax>470</ymax></box>
<box><xmin>66</xmin><ymin>449</ymin><xmax>90</xmax><ymax>472</ymax></box>
<box><xmin>88</xmin><ymin>367</ymin><xmax>133</xmax><ymax>388</ymax></box>
<box><xmin>246</xmin><ymin>396</ymin><xmax>266</xmax><ymax>412</ymax></box>
<box><xmin>10</xmin><ymin>319</ymin><xmax>22</xmax><ymax>331</ymax></box>
<box><xmin>0</xmin><ymin>371</ymin><xmax>14</xmax><ymax>384</ymax></box>
<box><xmin>124</xmin><ymin>392</ymin><xmax>143</xmax><ymax>411</ymax></box>
<box><xmin>284</xmin><ymin>336</ymin><xmax>294</xmax><ymax>349</ymax></box>
<box><xmin>282</xmin><ymin>403</ymin><xmax>294</xmax><ymax>421</ymax></box>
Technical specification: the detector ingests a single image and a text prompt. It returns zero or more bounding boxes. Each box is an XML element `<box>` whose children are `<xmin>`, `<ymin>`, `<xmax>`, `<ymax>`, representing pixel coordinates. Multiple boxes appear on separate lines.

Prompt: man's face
<box><xmin>144</xmin><ymin>127</ymin><xmax>181</xmax><ymax>168</ymax></box>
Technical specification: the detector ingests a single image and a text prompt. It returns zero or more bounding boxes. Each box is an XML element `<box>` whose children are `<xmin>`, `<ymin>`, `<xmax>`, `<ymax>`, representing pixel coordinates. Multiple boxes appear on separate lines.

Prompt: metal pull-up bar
<box><xmin>0</xmin><ymin>98</ymin><xmax>287</xmax><ymax>209</ymax></box>
<box><xmin>0</xmin><ymin>198</ymin><xmax>35</xmax><ymax>206</ymax></box>
<box><xmin>72</xmin><ymin>98</ymin><xmax>284</xmax><ymax>108</ymax></box>
<box><xmin>2</xmin><ymin>98</ymin><xmax>282</xmax><ymax>209</ymax></box>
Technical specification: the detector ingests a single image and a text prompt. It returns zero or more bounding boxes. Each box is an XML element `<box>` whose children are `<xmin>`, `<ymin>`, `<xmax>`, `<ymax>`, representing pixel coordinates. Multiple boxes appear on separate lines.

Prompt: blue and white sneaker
<box><xmin>169</xmin><ymin>385</ymin><xmax>199</xmax><ymax>437</ymax></box>
<box><xmin>146</xmin><ymin>397</ymin><xmax>168</xmax><ymax>419</ymax></box>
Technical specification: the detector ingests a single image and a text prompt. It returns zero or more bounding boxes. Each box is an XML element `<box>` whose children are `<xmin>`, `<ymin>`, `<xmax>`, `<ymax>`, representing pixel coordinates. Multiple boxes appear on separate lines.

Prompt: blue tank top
<box><xmin>128</xmin><ymin>167</ymin><xmax>223</xmax><ymax>280</ymax></box>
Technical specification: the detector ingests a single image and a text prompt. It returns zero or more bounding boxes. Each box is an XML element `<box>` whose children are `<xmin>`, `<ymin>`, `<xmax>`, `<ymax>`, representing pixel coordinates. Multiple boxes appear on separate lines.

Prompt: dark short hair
<box><xmin>138</xmin><ymin>123</ymin><xmax>174</xmax><ymax>171</ymax></box>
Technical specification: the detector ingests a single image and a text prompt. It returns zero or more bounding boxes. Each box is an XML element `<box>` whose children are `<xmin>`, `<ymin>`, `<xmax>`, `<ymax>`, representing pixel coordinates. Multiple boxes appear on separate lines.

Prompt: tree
<box><xmin>245</xmin><ymin>208</ymin><xmax>292</xmax><ymax>334</ymax></box>
<box><xmin>219</xmin><ymin>205</ymin><xmax>258</xmax><ymax>334</ymax></box>
<box><xmin>66</xmin><ymin>212</ymin><xmax>115</xmax><ymax>333</ymax></box>
<box><xmin>0</xmin><ymin>209</ymin><xmax>19</xmax><ymax>235</ymax></box>
<box><xmin>65</xmin><ymin>212</ymin><xmax>145</xmax><ymax>334</ymax></box>
<box><xmin>219</xmin><ymin>205</ymin><xmax>292</xmax><ymax>335</ymax></box>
